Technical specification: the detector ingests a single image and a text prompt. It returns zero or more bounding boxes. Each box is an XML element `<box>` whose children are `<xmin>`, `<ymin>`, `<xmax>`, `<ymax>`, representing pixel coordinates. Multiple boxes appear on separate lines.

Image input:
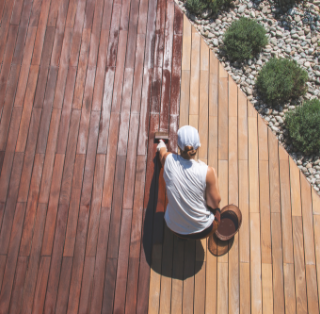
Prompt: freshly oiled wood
<box><xmin>97</xmin><ymin>68</ymin><xmax>115</xmax><ymax>154</ymax></box>
<box><xmin>63</xmin><ymin>154</ymin><xmax>86</xmax><ymax>257</ymax></box>
<box><xmin>258</xmin><ymin>115</ymin><xmax>268</xmax><ymax>162</ymax></box>
<box><xmin>84</xmin><ymin>0</ymin><xmax>96</xmax><ymax>30</ymax></box>
<box><xmin>189</xmin><ymin>32</ymin><xmax>200</xmax><ymax>116</ymax></box>
<box><xmin>100</xmin><ymin>112</ymin><xmax>119</xmax><ymax>205</ymax></box>
<box><xmin>262</xmin><ymin>263</ymin><xmax>273</xmax><ymax>314</ymax></box>
<box><xmin>55</xmin><ymin>68</ymin><xmax>78</xmax><ymax>153</ymax></box>
<box><xmin>0</xmin><ymin>24</ymin><xmax>18</xmax><ymax>89</ymax></box>
<box><xmin>41</xmin><ymin>153</ymin><xmax>65</xmax><ymax>256</ymax></box>
<box><xmin>67</xmin><ymin>201</ymin><xmax>93</xmax><ymax>314</ymax></box>
<box><xmin>15</xmin><ymin>65</ymin><xmax>39</xmax><ymax>153</ymax></box>
<box><xmin>55</xmin><ymin>257</ymin><xmax>73</xmax><ymax>313</ymax></box>
<box><xmin>65</xmin><ymin>0</ymin><xmax>78</xmax><ymax>28</ymax></box>
<box><xmin>0</xmin><ymin>0</ymin><xmax>16</xmax><ymax>64</ymax></box>
<box><xmin>113</xmin><ymin>209</ymin><xmax>133</xmax><ymax>313</ymax></box>
<box><xmin>313</xmin><ymin>189</ymin><xmax>320</xmax><ymax>215</ymax></box>
<box><xmin>33</xmin><ymin>66</ymin><xmax>49</xmax><ymax>108</ymax></box>
<box><xmin>305</xmin><ymin>265</ymin><xmax>319</xmax><ymax>313</ymax></box>
<box><xmin>77</xmin><ymin>86</ymin><xmax>99</xmax><ymax>155</ymax></box>
<box><xmin>0</xmin><ymin>153</ymin><xmax>24</xmax><ymax>254</ymax></box>
<box><xmin>91</xmin><ymin>29</ymin><xmax>110</xmax><ymax>111</ymax></box>
<box><xmin>283</xmin><ymin>263</ymin><xmax>296</xmax><ymax>314</ymax></box>
<box><xmin>85</xmin><ymin>155</ymin><xmax>105</xmax><ymax>257</ymax></box>
<box><xmin>89</xmin><ymin>207</ymin><xmax>111</xmax><ymax>313</ymax></box>
<box><xmin>52</xmin><ymin>66</ymin><xmax>68</xmax><ymax>109</ymax></box>
<box><xmin>292</xmin><ymin>216</ymin><xmax>308</xmax><ymax>314</ymax></box>
<box><xmin>259</xmin><ymin>160</ymin><xmax>272</xmax><ymax>264</ymax></box>
<box><xmin>72</xmin><ymin>30</ymin><xmax>91</xmax><ymax>110</ymax></box>
<box><xmin>159</xmin><ymin>225</ymin><xmax>174</xmax><ymax>314</ymax></box>
<box><xmin>153</xmin><ymin>167</ymin><xmax>166</xmax><ymax>245</ymax></box>
<box><xmin>78</xmin><ymin>257</ymin><xmax>95</xmax><ymax>314</ymax></box>
<box><xmin>39</xmin><ymin>26</ymin><xmax>55</xmax><ymax>67</ymax></box>
<box><xmin>239</xmin><ymin>159</ymin><xmax>249</xmax><ymax>263</ymax></box>
<box><xmin>0</xmin><ymin>203</ymin><xmax>25</xmax><ymax>313</ymax></box>
<box><xmin>271</xmin><ymin>212</ymin><xmax>285</xmax><ymax>314</ymax></box>
<box><xmin>107</xmin><ymin>156</ymin><xmax>127</xmax><ymax>259</ymax></box>
<box><xmin>171</xmin><ymin>236</ymin><xmax>184</xmax><ymax>314</ymax></box>
<box><xmin>31</xmin><ymin>0</ymin><xmax>52</xmax><ymax>65</ymax></box>
<box><xmin>18</xmin><ymin>203</ymin><xmax>47</xmax><ymax>314</ymax></box>
<box><xmin>8</xmin><ymin>256</ymin><xmax>28</xmax><ymax>314</ymax></box>
<box><xmin>250</xmin><ymin>213</ymin><xmax>262</xmax><ymax>314</ymax></box>
<box><xmin>279</xmin><ymin>157</ymin><xmax>294</xmax><ymax>264</ymax></box>
<box><xmin>69</xmin><ymin>0</ymin><xmax>89</xmax><ymax>68</ymax></box>
<box><xmin>19</xmin><ymin>154</ymin><xmax>44</xmax><ymax>255</ymax></box>
<box><xmin>182</xmin><ymin>240</ymin><xmax>194</xmax><ymax>314</ymax></box>
<box><xmin>268</xmin><ymin>129</ymin><xmax>280</xmax><ymax>213</ymax></box>
<box><xmin>240</xmin><ymin>262</ymin><xmax>250</xmax><ymax>314</ymax></box>
<box><xmin>16</xmin><ymin>108</ymin><xmax>41</xmax><ymax>204</ymax></box>
<box><xmin>0</xmin><ymin>64</ymin><xmax>20</xmax><ymax>148</ymax></box>
<box><xmin>88</xmin><ymin>0</ymin><xmax>105</xmax><ymax>67</ymax></box>
<box><xmin>47</xmin><ymin>0</ymin><xmax>61</xmax><ymax>26</ymax></box>
<box><xmin>0</xmin><ymin>112</ymin><xmax>23</xmax><ymax>204</ymax></box>
<box><xmin>122</xmin><ymin>114</ymin><xmax>139</xmax><ymax>209</ymax></box>
<box><xmin>148</xmin><ymin>244</ymin><xmax>162</xmax><ymax>314</ymax></box>
<box><xmin>32</xmin><ymin>256</ymin><xmax>51</xmax><ymax>314</ymax></box>
<box><xmin>313</xmin><ymin>215</ymin><xmax>320</xmax><ymax>308</ymax></box>
<box><xmin>43</xmin><ymin>204</ymin><xmax>69</xmax><ymax>313</ymax></box>
<box><xmin>248</xmin><ymin>116</ymin><xmax>259</xmax><ymax>213</ymax></box>
<box><xmin>300</xmin><ymin>174</ymin><xmax>316</xmax><ymax>265</ymax></box>
<box><xmin>101</xmin><ymin>157</ymin><xmax>126</xmax><ymax>312</ymax></box>
<box><xmin>36</xmin><ymin>67</ymin><xmax>58</xmax><ymax>154</ymax></box>
<box><xmin>124</xmin><ymin>156</ymin><xmax>146</xmax><ymax>314</ymax></box>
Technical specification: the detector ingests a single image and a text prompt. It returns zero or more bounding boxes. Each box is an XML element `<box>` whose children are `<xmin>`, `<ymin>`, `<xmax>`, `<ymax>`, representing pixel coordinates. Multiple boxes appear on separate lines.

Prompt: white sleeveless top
<box><xmin>163</xmin><ymin>154</ymin><xmax>214</xmax><ymax>234</ymax></box>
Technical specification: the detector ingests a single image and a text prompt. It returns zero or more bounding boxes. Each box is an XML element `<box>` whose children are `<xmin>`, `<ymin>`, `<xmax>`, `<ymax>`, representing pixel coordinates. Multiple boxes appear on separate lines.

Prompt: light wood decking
<box><xmin>148</xmin><ymin>15</ymin><xmax>320</xmax><ymax>314</ymax></box>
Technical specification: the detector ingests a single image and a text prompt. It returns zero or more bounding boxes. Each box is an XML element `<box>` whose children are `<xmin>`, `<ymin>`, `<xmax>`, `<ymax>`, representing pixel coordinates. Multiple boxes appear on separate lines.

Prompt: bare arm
<box><xmin>205</xmin><ymin>166</ymin><xmax>221</xmax><ymax>210</ymax></box>
<box><xmin>159</xmin><ymin>147</ymin><xmax>171</xmax><ymax>167</ymax></box>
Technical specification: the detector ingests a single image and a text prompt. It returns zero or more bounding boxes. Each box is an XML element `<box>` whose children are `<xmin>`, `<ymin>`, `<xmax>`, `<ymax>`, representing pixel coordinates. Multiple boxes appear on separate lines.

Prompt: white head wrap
<box><xmin>177</xmin><ymin>125</ymin><xmax>201</xmax><ymax>151</ymax></box>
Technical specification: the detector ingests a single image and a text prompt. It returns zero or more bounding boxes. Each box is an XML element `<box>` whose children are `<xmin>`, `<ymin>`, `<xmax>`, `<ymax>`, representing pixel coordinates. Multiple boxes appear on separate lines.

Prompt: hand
<box><xmin>157</xmin><ymin>139</ymin><xmax>167</xmax><ymax>152</ymax></box>
<box><xmin>214</xmin><ymin>210</ymin><xmax>221</xmax><ymax>223</ymax></box>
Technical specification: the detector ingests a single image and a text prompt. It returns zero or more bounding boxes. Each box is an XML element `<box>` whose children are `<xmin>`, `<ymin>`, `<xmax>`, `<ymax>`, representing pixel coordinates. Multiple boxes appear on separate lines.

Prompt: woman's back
<box><xmin>163</xmin><ymin>154</ymin><xmax>214</xmax><ymax>234</ymax></box>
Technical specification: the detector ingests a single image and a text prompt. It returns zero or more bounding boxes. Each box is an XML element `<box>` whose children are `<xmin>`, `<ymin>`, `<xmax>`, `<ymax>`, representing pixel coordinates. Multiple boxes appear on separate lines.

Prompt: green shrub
<box><xmin>185</xmin><ymin>0</ymin><xmax>233</xmax><ymax>17</ymax></box>
<box><xmin>285</xmin><ymin>99</ymin><xmax>320</xmax><ymax>154</ymax></box>
<box><xmin>185</xmin><ymin>0</ymin><xmax>208</xmax><ymax>16</ymax></box>
<box><xmin>222</xmin><ymin>18</ymin><xmax>268</xmax><ymax>62</ymax></box>
<box><xmin>256</xmin><ymin>58</ymin><xmax>308</xmax><ymax>106</ymax></box>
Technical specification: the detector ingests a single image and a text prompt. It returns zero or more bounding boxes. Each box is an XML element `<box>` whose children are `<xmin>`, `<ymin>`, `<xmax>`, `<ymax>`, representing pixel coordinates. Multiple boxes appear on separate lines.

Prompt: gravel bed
<box><xmin>175</xmin><ymin>0</ymin><xmax>320</xmax><ymax>194</ymax></box>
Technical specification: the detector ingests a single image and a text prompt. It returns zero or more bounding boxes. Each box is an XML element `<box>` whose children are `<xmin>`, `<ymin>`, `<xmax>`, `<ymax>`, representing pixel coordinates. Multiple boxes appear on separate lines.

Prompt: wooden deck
<box><xmin>0</xmin><ymin>0</ymin><xmax>319</xmax><ymax>311</ymax></box>
<box><xmin>148</xmin><ymin>15</ymin><xmax>320</xmax><ymax>314</ymax></box>
<box><xmin>0</xmin><ymin>0</ymin><xmax>183</xmax><ymax>311</ymax></box>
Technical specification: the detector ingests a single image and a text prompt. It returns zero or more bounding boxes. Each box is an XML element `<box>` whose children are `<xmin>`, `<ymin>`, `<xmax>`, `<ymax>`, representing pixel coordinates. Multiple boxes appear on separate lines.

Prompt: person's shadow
<box><xmin>142</xmin><ymin>154</ymin><xmax>204</xmax><ymax>279</ymax></box>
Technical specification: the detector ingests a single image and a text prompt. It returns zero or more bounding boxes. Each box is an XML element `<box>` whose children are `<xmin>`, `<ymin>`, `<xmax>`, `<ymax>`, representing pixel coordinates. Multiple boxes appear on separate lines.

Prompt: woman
<box><xmin>157</xmin><ymin>125</ymin><xmax>221</xmax><ymax>240</ymax></box>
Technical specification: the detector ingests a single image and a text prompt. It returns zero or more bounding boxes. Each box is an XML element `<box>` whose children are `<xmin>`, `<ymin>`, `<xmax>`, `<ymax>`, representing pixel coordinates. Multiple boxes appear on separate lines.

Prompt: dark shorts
<box><xmin>172</xmin><ymin>222</ymin><xmax>214</xmax><ymax>240</ymax></box>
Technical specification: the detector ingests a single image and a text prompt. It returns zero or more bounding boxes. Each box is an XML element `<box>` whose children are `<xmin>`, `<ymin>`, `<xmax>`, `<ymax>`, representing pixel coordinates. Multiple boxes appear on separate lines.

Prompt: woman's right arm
<box><xmin>205</xmin><ymin>166</ymin><xmax>221</xmax><ymax>210</ymax></box>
